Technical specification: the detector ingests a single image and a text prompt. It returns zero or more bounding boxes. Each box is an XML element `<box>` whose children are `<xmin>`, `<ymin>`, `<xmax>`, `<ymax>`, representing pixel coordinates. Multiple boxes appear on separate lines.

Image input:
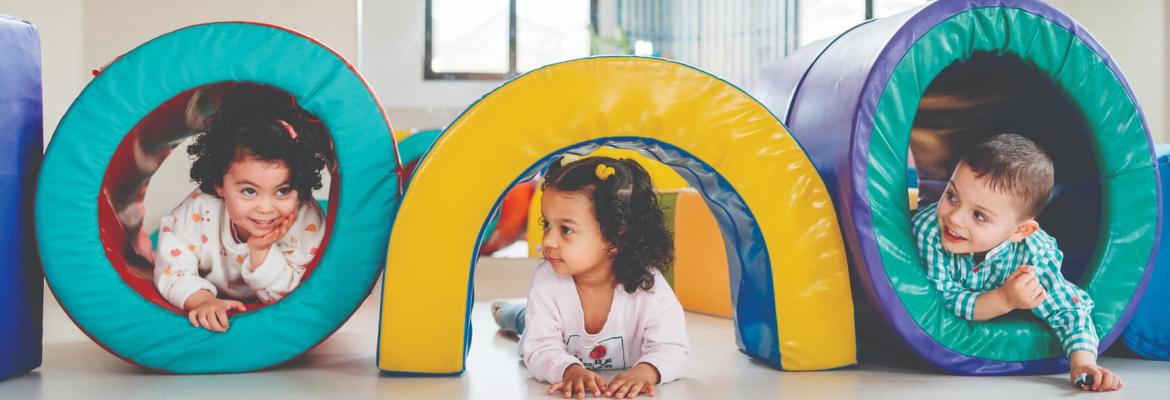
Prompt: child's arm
<box><xmin>240</xmin><ymin>203</ymin><xmax>325</xmax><ymax>303</ymax></box>
<box><xmin>971</xmin><ymin>265</ymin><xmax>1047</xmax><ymax>320</ymax></box>
<box><xmin>608</xmin><ymin>281</ymin><xmax>689</xmax><ymax>398</ymax></box>
<box><xmin>1024</xmin><ymin>243</ymin><xmax>1119</xmax><ymax>391</ymax></box>
<box><xmin>1026</xmin><ymin>239</ymin><xmax>1098</xmax><ymax>356</ymax></box>
<box><xmin>154</xmin><ymin>207</ymin><xmax>217</xmax><ymax>310</ymax></box>
<box><xmin>914</xmin><ymin>203</ymin><xmax>983</xmax><ymax>321</ymax></box>
<box><xmin>631</xmin><ymin>280</ymin><xmax>689</xmax><ymax>384</ymax></box>
<box><xmin>519</xmin><ymin>270</ymin><xmax>586</xmax><ymax>384</ymax></box>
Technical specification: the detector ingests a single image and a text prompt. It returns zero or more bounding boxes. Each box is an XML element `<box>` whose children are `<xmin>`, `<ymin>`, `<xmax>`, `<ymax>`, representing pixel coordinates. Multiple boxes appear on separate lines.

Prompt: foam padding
<box><xmin>35</xmin><ymin>22</ymin><xmax>399</xmax><ymax>373</ymax></box>
<box><xmin>757</xmin><ymin>0</ymin><xmax>1158</xmax><ymax>375</ymax></box>
<box><xmin>671</xmin><ymin>189</ymin><xmax>732</xmax><ymax>318</ymax></box>
<box><xmin>1121</xmin><ymin>148</ymin><xmax>1170</xmax><ymax>360</ymax></box>
<box><xmin>0</xmin><ymin>14</ymin><xmax>44</xmax><ymax>381</ymax></box>
<box><xmin>379</xmin><ymin>57</ymin><xmax>854</xmax><ymax>374</ymax></box>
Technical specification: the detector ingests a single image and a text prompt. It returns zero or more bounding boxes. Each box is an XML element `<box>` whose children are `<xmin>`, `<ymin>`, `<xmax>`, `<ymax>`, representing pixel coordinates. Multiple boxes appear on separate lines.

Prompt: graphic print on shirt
<box><xmin>565</xmin><ymin>335</ymin><xmax>627</xmax><ymax>370</ymax></box>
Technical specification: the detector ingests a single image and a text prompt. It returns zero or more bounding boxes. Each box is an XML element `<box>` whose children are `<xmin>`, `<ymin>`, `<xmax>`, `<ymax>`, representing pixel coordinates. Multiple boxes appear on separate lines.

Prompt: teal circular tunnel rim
<box><xmin>35</xmin><ymin>22</ymin><xmax>400</xmax><ymax>373</ymax></box>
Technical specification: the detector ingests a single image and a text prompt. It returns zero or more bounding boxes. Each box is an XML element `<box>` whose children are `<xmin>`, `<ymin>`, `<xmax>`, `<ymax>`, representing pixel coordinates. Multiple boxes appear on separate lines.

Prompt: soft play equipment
<box><xmin>35</xmin><ymin>22</ymin><xmax>400</xmax><ymax>373</ymax></box>
<box><xmin>756</xmin><ymin>0</ymin><xmax>1159</xmax><ymax>375</ymax></box>
<box><xmin>379</xmin><ymin>57</ymin><xmax>855</xmax><ymax>374</ymax></box>
<box><xmin>1121</xmin><ymin>147</ymin><xmax>1170</xmax><ymax>360</ymax></box>
<box><xmin>0</xmin><ymin>14</ymin><xmax>43</xmax><ymax>381</ymax></box>
<box><xmin>397</xmin><ymin>128</ymin><xmax>534</xmax><ymax>255</ymax></box>
<box><xmin>670</xmin><ymin>189</ymin><xmax>732</xmax><ymax>318</ymax></box>
<box><xmin>480</xmin><ymin>181</ymin><xmax>535</xmax><ymax>255</ymax></box>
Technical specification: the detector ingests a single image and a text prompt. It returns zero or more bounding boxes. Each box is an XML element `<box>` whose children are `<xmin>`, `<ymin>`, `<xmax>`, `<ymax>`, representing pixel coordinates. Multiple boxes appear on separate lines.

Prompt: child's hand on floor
<box><xmin>1069</xmin><ymin>351</ymin><xmax>1122</xmax><ymax>392</ymax></box>
<box><xmin>183</xmin><ymin>290</ymin><xmax>247</xmax><ymax>332</ymax></box>
<box><xmin>606</xmin><ymin>363</ymin><xmax>660</xmax><ymax>398</ymax></box>
<box><xmin>550</xmin><ymin>364</ymin><xmax>606</xmax><ymax>399</ymax></box>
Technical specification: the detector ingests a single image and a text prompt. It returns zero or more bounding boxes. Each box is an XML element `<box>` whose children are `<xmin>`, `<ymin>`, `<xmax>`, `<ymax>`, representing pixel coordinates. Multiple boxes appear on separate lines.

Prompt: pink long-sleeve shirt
<box><xmin>519</xmin><ymin>265</ymin><xmax>690</xmax><ymax>384</ymax></box>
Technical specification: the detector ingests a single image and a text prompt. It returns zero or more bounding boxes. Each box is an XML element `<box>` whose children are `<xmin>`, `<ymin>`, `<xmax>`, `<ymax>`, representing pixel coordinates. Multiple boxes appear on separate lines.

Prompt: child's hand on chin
<box><xmin>1069</xmin><ymin>351</ymin><xmax>1122</xmax><ymax>392</ymax></box>
<box><xmin>550</xmin><ymin>364</ymin><xmax>606</xmax><ymax>399</ymax></box>
<box><xmin>247</xmin><ymin>213</ymin><xmax>296</xmax><ymax>252</ymax></box>
<box><xmin>184</xmin><ymin>290</ymin><xmax>246</xmax><ymax>333</ymax></box>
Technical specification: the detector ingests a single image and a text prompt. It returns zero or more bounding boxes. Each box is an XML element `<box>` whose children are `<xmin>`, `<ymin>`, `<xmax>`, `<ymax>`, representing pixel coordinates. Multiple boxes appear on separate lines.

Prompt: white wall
<box><xmin>359</xmin><ymin>0</ymin><xmax>503</xmax><ymax>131</ymax></box>
<box><xmin>1048</xmin><ymin>0</ymin><xmax>1167</xmax><ymax>143</ymax></box>
<box><xmin>3</xmin><ymin>0</ymin><xmax>1168</xmax><ymax>220</ymax></box>
<box><xmin>0</xmin><ymin>0</ymin><xmax>84</xmax><ymax>148</ymax></box>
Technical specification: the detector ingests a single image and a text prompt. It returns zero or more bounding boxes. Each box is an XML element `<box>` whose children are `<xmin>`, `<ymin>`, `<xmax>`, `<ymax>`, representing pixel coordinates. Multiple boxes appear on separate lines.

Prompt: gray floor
<box><xmin>2</xmin><ymin>257</ymin><xmax>1168</xmax><ymax>399</ymax></box>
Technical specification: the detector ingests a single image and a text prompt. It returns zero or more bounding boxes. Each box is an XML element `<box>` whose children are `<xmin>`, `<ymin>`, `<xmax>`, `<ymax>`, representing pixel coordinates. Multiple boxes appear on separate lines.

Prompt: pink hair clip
<box><xmin>276</xmin><ymin>119</ymin><xmax>298</xmax><ymax>140</ymax></box>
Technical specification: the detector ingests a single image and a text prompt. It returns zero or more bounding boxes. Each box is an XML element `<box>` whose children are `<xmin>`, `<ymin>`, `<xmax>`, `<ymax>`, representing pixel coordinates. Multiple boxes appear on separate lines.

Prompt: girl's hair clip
<box><xmin>559</xmin><ymin>154</ymin><xmax>581</xmax><ymax>166</ymax></box>
<box><xmin>276</xmin><ymin>119</ymin><xmax>298</xmax><ymax>141</ymax></box>
<box><xmin>595</xmin><ymin>163</ymin><xmax>616</xmax><ymax>181</ymax></box>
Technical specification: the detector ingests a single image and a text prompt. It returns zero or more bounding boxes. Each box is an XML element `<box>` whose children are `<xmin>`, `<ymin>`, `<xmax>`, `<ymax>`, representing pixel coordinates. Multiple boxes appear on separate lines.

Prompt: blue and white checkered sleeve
<box><xmin>1028</xmin><ymin>235</ymin><xmax>1099</xmax><ymax>356</ymax></box>
<box><xmin>914</xmin><ymin>204</ymin><xmax>979</xmax><ymax>320</ymax></box>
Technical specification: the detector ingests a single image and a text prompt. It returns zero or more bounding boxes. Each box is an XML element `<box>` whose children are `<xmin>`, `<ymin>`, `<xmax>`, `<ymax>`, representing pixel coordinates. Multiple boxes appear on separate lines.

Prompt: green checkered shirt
<box><xmin>912</xmin><ymin>201</ymin><xmax>1098</xmax><ymax>356</ymax></box>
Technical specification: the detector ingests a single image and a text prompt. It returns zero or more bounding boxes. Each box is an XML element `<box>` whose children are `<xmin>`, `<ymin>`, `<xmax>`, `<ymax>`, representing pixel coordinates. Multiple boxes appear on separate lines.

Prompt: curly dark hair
<box><xmin>187</xmin><ymin>88</ymin><xmax>333</xmax><ymax>202</ymax></box>
<box><xmin>542</xmin><ymin>155</ymin><xmax>674</xmax><ymax>293</ymax></box>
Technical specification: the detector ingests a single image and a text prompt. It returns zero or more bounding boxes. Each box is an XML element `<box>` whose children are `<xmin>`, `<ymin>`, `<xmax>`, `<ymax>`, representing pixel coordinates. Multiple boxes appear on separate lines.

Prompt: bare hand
<box><xmin>549</xmin><ymin>364</ymin><xmax>606</xmax><ymax>399</ymax></box>
<box><xmin>1002</xmin><ymin>265</ymin><xmax>1046</xmax><ymax>310</ymax></box>
<box><xmin>184</xmin><ymin>291</ymin><xmax>246</xmax><ymax>332</ymax></box>
<box><xmin>1070</xmin><ymin>363</ymin><xmax>1122</xmax><ymax>392</ymax></box>
<box><xmin>606</xmin><ymin>363</ymin><xmax>659</xmax><ymax>398</ymax></box>
<box><xmin>247</xmin><ymin>212</ymin><xmax>296</xmax><ymax>253</ymax></box>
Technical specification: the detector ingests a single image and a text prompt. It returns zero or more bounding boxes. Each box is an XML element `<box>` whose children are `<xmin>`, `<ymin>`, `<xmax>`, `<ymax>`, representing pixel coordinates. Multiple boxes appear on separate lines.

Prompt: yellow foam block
<box><xmin>671</xmin><ymin>189</ymin><xmax>732</xmax><ymax>318</ymax></box>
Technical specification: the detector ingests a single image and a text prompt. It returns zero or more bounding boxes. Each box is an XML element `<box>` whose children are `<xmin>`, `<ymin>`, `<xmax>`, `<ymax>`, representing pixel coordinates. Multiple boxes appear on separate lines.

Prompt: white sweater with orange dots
<box><xmin>154</xmin><ymin>191</ymin><xmax>325</xmax><ymax>309</ymax></box>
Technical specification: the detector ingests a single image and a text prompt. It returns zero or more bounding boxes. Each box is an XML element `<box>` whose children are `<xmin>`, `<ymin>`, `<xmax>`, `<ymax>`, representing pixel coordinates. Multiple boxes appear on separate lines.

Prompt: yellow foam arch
<box><xmin>378</xmin><ymin>57</ymin><xmax>854</xmax><ymax>374</ymax></box>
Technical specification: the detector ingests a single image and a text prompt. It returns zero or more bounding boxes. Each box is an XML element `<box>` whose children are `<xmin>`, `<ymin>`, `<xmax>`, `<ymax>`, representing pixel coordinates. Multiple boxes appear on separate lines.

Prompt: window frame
<box><xmin>424</xmin><ymin>0</ymin><xmax>598</xmax><ymax>81</ymax></box>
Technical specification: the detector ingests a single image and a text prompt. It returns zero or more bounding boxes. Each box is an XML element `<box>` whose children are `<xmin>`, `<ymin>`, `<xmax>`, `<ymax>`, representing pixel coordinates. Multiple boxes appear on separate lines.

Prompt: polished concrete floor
<box><xmin>2</xmin><ymin>257</ymin><xmax>1168</xmax><ymax>399</ymax></box>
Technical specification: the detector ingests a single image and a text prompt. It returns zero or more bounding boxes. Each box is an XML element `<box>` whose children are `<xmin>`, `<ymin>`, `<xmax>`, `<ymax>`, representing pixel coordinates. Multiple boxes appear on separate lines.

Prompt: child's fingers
<box><xmin>576</xmin><ymin>379</ymin><xmax>587</xmax><ymax>400</ymax></box>
<box><xmin>215</xmin><ymin>309</ymin><xmax>230</xmax><ymax>330</ymax></box>
<box><xmin>1101</xmin><ymin>371</ymin><xmax>1118</xmax><ymax>391</ymax></box>
<box><xmin>1031</xmin><ymin>287</ymin><xmax>1046</xmax><ymax>302</ymax></box>
<box><xmin>627</xmin><ymin>383</ymin><xmax>644</xmax><ymax>398</ymax></box>
<box><xmin>548</xmin><ymin>382</ymin><xmax>564</xmax><ymax>395</ymax></box>
<box><xmin>231</xmin><ymin>301</ymin><xmax>247</xmax><ymax>312</ymax></box>
<box><xmin>278</xmin><ymin>215</ymin><xmax>293</xmax><ymax>236</ymax></box>
<box><xmin>1009</xmin><ymin>266</ymin><xmax>1032</xmax><ymax>279</ymax></box>
<box><xmin>1022</xmin><ymin>274</ymin><xmax>1038</xmax><ymax>288</ymax></box>
<box><xmin>586</xmin><ymin>376</ymin><xmax>602</xmax><ymax>398</ymax></box>
<box><xmin>645</xmin><ymin>384</ymin><xmax>656</xmax><ymax>397</ymax></box>
<box><xmin>606</xmin><ymin>379</ymin><xmax>623</xmax><ymax>397</ymax></box>
<box><xmin>563</xmin><ymin>379</ymin><xmax>575</xmax><ymax>399</ymax></box>
<box><xmin>188</xmin><ymin>310</ymin><xmax>199</xmax><ymax>327</ymax></box>
<box><xmin>1090</xmin><ymin>368</ymin><xmax>1104</xmax><ymax>391</ymax></box>
<box><xmin>197</xmin><ymin>312</ymin><xmax>212</xmax><ymax>331</ymax></box>
<box><xmin>613</xmin><ymin>383</ymin><xmax>631</xmax><ymax>397</ymax></box>
<box><xmin>207</xmin><ymin>311</ymin><xmax>225</xmax><ymax>332</ymax></box>
<box><xmin>595</xmin><ymin>375</ymin><xmax>608</xmax><ymax>397</ymax></box>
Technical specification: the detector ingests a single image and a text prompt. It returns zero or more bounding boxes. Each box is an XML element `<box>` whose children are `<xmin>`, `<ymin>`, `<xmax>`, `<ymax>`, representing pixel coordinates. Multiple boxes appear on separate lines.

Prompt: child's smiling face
<box><xmin>539</xmin><ymin>188</ymin><xmax>614</xmax><ymax>278</ymax></box>
<box><xmin>215</xmin><ymin>155</ymin><xmax>300</xmax><ymax>241</ymax></box>
<box><xmin>936</xmin><ymin>162</ymin><xmax>1039</xmax><ymax>256</ymax></box>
